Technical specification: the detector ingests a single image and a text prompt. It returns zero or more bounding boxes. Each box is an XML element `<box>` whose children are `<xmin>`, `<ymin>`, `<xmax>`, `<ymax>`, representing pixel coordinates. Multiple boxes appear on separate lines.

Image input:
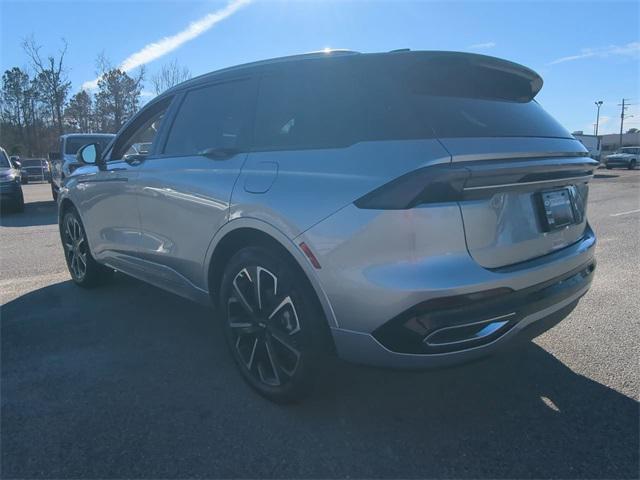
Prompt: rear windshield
<box><xmin>22</xmin><ymin>159</ymin><xmax>44</xmax><ymax>167</ymax></box>
<box><xmin>253</xmin><ymin>56</ymin><xmax>571</xmax><ymax>151</ymax></box>
<box><xmin>65</xmin><ymin>136</ymin><xmax>113</xmax><ymax>155</ymax></box>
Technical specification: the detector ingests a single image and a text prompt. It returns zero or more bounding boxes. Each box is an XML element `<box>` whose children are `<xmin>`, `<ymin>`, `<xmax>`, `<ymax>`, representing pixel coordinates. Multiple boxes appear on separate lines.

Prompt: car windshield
<box><xmin>22</xmin><ymin>159</ymin><xmax>44</xmax><ymax>167</ymax></box>
<box><xmin>0</xmin><ymin>150</ymin><xmax>10</xmax><ymax>168</ymax></box>
<box><xmin>65</xmin><ymin>136</ymin><xmax>113</xmax><ymax>155</ymax></box>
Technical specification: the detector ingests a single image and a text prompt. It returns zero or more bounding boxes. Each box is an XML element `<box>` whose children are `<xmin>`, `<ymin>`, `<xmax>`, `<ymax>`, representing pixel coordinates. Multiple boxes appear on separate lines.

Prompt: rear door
<box><xmin>135</xmin><ymin>77</ymin><xmax>257</xmax><ymax>293</ymax></box>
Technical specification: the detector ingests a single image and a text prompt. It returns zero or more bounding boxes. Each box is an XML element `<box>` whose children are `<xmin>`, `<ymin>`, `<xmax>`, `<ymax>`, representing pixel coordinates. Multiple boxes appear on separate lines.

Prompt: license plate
<box><xmin>538</xmin><ymin>188</ymin><xmax>576</xmax><ymax>231</ymax></box>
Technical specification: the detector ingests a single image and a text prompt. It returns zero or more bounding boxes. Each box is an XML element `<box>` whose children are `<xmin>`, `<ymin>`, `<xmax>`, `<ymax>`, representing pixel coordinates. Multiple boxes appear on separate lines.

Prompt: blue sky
<box><xmin>1</xmin><ymin>0</ymin><xmax>639</xmax><ymax>134</ymax></box>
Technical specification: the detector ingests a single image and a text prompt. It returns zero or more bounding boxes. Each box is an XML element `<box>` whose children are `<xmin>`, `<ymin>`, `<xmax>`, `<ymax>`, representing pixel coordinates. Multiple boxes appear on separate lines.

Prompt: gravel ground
<box><xmin>1</xmin><ymin>172</ymin><xmax>639</xmax><ymax>479</ymax></box>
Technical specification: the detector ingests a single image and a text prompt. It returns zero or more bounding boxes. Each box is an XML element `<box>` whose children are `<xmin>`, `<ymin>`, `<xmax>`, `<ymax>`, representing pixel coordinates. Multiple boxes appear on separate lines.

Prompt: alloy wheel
<box><xmin>227</xmin><ymin>266</ymin><xmax>302</xmax><ymax>387</ymax></box>
<box><xmin>64</xmin><ymin>216</ymin><xmax>88</xmax><ymax>280</ymax></box>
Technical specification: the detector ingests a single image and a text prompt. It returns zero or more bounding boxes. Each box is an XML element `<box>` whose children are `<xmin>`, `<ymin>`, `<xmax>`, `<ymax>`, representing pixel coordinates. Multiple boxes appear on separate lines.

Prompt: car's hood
<box><xmin>607</xmin><ymin>153</ymin><xmax>634</xmax><ymax>159</ymax></box>
<box><xmin>0</xmin><ymin>167</ymin><xmax>15</xmax><ymax>175</ymax></box>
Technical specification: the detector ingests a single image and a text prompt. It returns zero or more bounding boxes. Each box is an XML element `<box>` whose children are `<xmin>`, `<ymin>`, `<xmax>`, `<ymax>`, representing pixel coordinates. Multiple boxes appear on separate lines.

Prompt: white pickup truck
<box><xmin>604</xmin><ymin>146</ymin><xmax>640</xmax><ymax>170</ymax></box>
<box><xmin>50</xmin><ymin>133</ymin><xmax>115</xmax><ymax>200</ymax></box>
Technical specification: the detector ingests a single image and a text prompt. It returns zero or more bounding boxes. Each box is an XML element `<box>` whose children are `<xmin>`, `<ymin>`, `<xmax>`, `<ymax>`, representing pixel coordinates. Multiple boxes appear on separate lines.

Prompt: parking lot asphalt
<box><xmin>1</xmin><ymin>173</ymin><xmax>639</xmax><ymax>479</ymax></box>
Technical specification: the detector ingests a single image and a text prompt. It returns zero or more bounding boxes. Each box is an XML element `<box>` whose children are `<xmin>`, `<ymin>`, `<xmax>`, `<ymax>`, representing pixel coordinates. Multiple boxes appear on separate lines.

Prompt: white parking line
<box><xmin>610</xmin><ymin>209</ymin><xmax>640</xmax><ymax>217</ymax></box>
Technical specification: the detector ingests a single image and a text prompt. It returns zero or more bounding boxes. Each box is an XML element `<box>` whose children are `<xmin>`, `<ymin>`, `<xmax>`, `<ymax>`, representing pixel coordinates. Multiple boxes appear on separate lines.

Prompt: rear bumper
<box><xmin>321</xmin><ymin>225</ymin><xmax>595</xmax><ymax>368</ymax></box>
<box><xmin>331</xmin><ymin>262</ymin><xmax>592</xmax><ymax>368</ymax></box>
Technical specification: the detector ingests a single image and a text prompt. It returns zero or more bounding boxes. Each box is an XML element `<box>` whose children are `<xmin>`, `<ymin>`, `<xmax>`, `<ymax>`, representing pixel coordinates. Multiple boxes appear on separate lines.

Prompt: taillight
<box><xmin>354</xmin><ymin>164</ymin><xmax>470</xmax><ymax>210</ymax></box>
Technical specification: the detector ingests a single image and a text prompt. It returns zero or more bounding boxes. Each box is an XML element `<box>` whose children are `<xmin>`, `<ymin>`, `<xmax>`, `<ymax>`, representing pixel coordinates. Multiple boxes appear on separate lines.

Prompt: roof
<box><xmin>158</xmin><ymin>49</ymin><xmax>542</xmax><ymax>100</ymax></box>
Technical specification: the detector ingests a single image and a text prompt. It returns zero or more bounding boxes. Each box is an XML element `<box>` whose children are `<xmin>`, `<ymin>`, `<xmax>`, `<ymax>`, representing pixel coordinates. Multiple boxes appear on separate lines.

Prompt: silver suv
<box><xmin>58</xmin><ymin>50</ymin><xmax>597</xmax><ymax>402</ymax></box>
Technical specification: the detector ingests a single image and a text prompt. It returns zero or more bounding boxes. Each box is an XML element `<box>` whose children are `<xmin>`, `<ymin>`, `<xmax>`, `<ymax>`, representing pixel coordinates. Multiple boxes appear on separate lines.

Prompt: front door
<box><xmin>78</xmin><ymin>98</ymin><xmax>173</xmax><ymax>271</ymax></box>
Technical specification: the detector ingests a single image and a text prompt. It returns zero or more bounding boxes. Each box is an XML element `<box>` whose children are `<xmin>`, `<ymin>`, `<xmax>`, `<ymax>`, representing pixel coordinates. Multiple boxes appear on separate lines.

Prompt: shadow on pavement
<box><xmin>0</xmin><ymin>200</ymin><xmax>57</xmax><ymax>227</ymax></box>
<box><xmin>2</xmin><ymin>275</ymin><xmax>638</xmax><ymax>478</ymax></box>
<box><xmin>593</xmin><ymin>173</ymin><xmax>620</xmax><ymax>179</ymax></box>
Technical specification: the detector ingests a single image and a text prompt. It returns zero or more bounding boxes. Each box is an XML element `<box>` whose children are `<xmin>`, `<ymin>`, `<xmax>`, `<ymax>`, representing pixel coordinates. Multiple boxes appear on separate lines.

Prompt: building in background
<box><xmin>600</xmin><ymin>132</ymin><xmax>640</xmax><ymax>152</ymax></box>
<box><xmin>572</xmin><ymin>132</ymin><xmax>601</xmax><ymax>160</ymax></box>
<box><xmin>572</xmin><ymin>131</ymin><xmax>640</xmax><ymax>159</ymax></box>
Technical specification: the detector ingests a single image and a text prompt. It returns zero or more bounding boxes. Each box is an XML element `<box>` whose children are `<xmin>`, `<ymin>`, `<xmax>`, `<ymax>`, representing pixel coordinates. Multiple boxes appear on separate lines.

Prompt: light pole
<box><xmin>594</xmin><ymin>100</ymin><xmax>603</xmax><ymax>137</ymax></box>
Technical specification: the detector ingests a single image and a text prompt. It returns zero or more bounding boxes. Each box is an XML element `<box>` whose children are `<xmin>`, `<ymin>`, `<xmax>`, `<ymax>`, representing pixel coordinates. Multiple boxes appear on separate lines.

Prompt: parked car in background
<box><xmin>59</xmin><ymin>50</ymin><xmax>596</xmax><ymax>402</ymax></box>
<box><xmin>50</xmin><ymin>133</ymin><xmax>115</xmax><ymax>200</ymax></box>
<box><xmin>604</xmin><ymin>146</ymin><xmax>639</xmax><ymax>169</ymax></box>
<box><xmin>0</xmin><ymin>146</ymin><xmax>24</xmax><ymax>212</ymax></box>
<box><xmin>20</xmin><ymin>158</ymin><xmax>51</xmax><ymax>183</ymax></box>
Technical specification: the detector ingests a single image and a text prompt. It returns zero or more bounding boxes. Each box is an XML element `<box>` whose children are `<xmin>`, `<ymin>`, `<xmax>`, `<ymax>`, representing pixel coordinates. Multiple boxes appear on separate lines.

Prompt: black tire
<box><xmin>60</xmin><ymin>208</ymin><xmax>112</xmax><ymax>287</ymax></box>
<box><xmin>13</xmin><ymin>189</ymin><xmax>24</xmax><ymax>213</ymax></box>
<box><xmin>628</xmin><ymin>159</ymin><xmax>637</xmax><ymax>170</ymax></box>
<box><xmin>51</xmin><ymin>184</ymin><xmax>58</xmax><ymax>202</ymax></box>
<box><xmin>219</xmin><ymin>246</ymin><xmax>331</xmax><ymax>403</ymax></box>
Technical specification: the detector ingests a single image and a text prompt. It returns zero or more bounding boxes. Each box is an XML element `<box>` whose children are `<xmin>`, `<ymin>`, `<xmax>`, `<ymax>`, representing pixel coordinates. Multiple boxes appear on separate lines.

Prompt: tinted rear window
<box><xmin>22</xmin><ymin>160</ymin><xmax>45</xmax><ymax>167</ymax></box>
<box><xmin>253</xmin><ymin>57</ymin><xmax>570</xmax><ymax>151</ymax></box>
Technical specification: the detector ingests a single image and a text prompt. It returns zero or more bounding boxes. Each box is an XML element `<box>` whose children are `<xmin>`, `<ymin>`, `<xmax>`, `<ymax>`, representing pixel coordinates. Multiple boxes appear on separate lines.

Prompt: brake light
<box><xmin>354</xmin><ymin>165</ymin><xmax>470</xmax><ymax>210</ymax></box>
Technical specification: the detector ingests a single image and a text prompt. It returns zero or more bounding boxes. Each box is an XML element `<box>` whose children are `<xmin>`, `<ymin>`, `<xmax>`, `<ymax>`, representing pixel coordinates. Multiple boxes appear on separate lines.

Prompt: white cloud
<box><xmin>468</xmin><ymin>41</ymin><xmax>496</xmax><ymax>50</ymax></box>
<box><xmin>582</xmin><ymin>115</ymin><xmax>610</xmax><ymax>134</ymax></box>
<box><xmin>549</xmin><ymin>41</ymin><xmax>640</xmax><ymax>65</ymax></box>
<box><xmin>82</xmin><ymin>0</ymin><xmax>251</xmax><ymax>90</ymax></box>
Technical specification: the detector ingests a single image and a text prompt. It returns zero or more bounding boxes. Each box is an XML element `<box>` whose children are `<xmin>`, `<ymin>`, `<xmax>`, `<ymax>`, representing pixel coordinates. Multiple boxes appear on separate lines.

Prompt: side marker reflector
<box><xmin>299</xmin><ymin>242</ymin><xmax>321</xmax><ymax>269</ymax></box>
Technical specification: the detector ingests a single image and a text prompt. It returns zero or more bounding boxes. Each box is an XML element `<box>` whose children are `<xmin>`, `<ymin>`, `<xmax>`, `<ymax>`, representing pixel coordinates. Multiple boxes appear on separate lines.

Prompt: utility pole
<box><xmin>617</xmin><ymin>98</ymin><xmax>633</xmax><ymax>148</ymax></box>
<box><xmin>594</xmin><ymin>100</ymin><xmax>603</xmax><ymax>137</ymax></box>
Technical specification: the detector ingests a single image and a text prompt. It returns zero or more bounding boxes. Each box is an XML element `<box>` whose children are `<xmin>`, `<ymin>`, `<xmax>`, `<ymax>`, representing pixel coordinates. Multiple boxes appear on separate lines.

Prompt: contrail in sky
<box><xmin>82</xmin><ymin>0</ymin><xmax>252</xmax><ymax>90</ymax></box>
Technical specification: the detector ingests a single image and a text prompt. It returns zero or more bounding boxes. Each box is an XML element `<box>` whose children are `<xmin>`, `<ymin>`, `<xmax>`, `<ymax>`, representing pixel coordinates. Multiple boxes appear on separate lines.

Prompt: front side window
<box><xmin>163</xmin><ymin>79</ymin><xmax>254</xmax><ymax>156</ymax></box>
<box><xmin>112</xmin><ymin>99</ymin><xmax>171</xmax><ymax>160</ymax></box>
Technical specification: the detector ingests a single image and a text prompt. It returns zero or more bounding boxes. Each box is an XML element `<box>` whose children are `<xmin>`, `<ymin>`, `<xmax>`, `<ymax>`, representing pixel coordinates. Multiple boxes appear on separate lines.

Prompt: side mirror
<box><xmin>77</xmin><ymin>143</ymin><xmax>103</xmax><ymax>167</ymax></box>
<box><xmin>12</xmin><ymin>160</ymin><xmax>21</xmax><ymax>169</ymax></box>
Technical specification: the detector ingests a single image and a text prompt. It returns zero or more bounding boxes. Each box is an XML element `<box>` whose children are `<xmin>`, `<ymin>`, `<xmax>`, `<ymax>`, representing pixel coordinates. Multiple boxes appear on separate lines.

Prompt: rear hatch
<box><xmin>442</xmin><ymin>137</ymin><xmax>595</xmax><ymax>268</ymax></box>
<box><xmin>348</xmin><ymin>51</ymin><xmax>596</xmax><ymax>269</ymax></box>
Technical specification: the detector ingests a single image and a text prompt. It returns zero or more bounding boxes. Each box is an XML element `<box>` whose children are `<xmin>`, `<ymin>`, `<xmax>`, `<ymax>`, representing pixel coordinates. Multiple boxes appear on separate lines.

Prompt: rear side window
<box><xmin>254</xmin><ymin>68</ymin><xmax>364</xmax><ymax>150</ymax></box>
<box><xmin>253</xmin><ymin>57</ymin><xmax>571</xmax><ymax>151</ymax></box>
<box><xmin>164</xmin><ymin>79</ymin><xmax>254</xmax><ymax>156</ymax></box>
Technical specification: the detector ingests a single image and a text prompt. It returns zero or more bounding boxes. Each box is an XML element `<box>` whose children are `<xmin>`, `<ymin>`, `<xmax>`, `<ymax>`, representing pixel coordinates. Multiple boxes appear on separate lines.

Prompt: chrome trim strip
<box><xmin>423</xmin><ymin>312</ymin><xmax>516</xmax><ymax>347</ymax></box>
<box><xmin>463</xmin><ymin>175</ymin><xmax>593</xmax><ymax>191</ymax></box>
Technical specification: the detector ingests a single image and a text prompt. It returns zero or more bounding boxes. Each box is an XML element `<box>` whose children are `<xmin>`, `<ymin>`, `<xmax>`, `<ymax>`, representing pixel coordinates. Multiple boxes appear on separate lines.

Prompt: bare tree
<box><xmin>22</xmin><ymin>36</ymin><xmax>71</xmax><ymax>135</ymax></box>
<box><xmin>151</xmin><ymin>60</ymin><xmax>191</xmax><ymax>95</ymax></box>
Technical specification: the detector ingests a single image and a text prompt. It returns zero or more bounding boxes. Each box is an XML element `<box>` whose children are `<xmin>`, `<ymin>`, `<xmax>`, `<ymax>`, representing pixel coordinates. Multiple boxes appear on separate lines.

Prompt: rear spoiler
<box><xmin>389</xmin><ymin>51</ymin><xmax>544</xmax><ymax>102</ymax></box>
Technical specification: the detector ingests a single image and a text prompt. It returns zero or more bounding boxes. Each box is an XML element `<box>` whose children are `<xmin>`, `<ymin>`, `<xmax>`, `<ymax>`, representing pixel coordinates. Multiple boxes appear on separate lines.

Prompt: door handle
<box><xmin>124</xmin><ymin>154</ymin><xmax>146</xmax><ymax>166</ymax></box>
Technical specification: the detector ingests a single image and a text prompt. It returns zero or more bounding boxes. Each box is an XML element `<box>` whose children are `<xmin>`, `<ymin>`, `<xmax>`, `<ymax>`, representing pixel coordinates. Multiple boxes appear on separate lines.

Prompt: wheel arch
<box><xmin>205</xmin><ymin>218</ymin><xmax>338</xmax><ymax>329</ymax></box>
<box><xmin>58</xmin><ymin>197</ymin><xmax>76</xmax><ymax>225</ymax></box>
